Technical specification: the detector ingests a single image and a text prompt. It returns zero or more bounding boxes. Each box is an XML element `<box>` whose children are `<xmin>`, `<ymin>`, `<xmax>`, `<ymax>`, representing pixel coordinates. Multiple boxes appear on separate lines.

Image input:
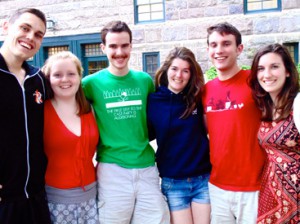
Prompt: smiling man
<box><xmin>82</xmin><ymin>21</ymin><xmax>170</xmax><ymax>223</ymax></box>
<box><xmin>202</xmin><ymin>22</ymin><xmax>266</xmax><ymax>224</ymax></box>
<box><xmin>0</xmin><ymin>8</ymin><xmax>51</xmax><ymax>224</ymax></box>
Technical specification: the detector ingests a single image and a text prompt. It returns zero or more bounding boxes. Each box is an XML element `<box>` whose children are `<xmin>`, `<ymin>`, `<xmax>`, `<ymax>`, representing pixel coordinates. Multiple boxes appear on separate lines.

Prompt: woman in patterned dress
<box><xmin>248</xmin><ymin>43</ymin><xmax>299</xmax><ymax>224</ymax></box>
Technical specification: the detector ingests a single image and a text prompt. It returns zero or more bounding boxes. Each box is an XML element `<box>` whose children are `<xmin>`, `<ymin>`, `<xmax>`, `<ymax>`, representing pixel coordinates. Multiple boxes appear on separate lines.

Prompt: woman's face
<box><xmin>49</xmin><ymin>58</ymin><xmax>81</xmax><ymax>99</ymax></box>
<box><xmin>167</xmin><ymin>58</ymin><xmax>191</xmax><ymax>94</ymax></box>
<box><xmin>257</xmin><ymin>52</ymin><xmax>289</xmax><ymax>102</ymax></box>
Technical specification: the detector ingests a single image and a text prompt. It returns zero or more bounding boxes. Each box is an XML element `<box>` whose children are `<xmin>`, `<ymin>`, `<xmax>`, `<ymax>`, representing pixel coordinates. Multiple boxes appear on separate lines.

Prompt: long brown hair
<box><xmin>42</xmin><ymin>51</ymin><xmax>91</xmax><ymax>115</ymax></box>
<box><xmin>248</xmin><ymin>43</ymin><xmax>300</xmax><ymax>121</ymax></box>
<box><xmin>155</xmin><ymin>47</ymin><xmax>204</xmax><ymax>118</ymax></box>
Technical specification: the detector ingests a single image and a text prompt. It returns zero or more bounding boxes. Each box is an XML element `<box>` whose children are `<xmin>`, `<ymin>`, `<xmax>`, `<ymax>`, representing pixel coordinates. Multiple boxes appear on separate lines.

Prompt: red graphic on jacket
<box><xmin>33</xmin><ymin>90</ymin><xmax>43</xmax><ymax>104</ymax></box>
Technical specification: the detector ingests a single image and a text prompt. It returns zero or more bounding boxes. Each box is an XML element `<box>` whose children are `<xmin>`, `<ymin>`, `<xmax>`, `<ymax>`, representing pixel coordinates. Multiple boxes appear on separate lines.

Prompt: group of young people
<box><xmin>0</xmin><ymin>7</ymin><xmax>298</xmax><ymax>224</ymax></box>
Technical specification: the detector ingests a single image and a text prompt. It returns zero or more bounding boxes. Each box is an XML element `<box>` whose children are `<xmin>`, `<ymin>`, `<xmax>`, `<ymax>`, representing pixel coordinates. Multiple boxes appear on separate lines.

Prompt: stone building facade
<box><xmin>0</xmin><ymin>0</ymin><xmax>299</xmax><ymax>75</ymax></box>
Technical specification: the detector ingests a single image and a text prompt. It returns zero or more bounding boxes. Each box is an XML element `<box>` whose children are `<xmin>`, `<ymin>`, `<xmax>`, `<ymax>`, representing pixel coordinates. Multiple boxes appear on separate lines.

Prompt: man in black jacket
<box><xmin>0</xmin><ymin>8</ymin><xmax>51</xmax><ymax>224</ymax></box>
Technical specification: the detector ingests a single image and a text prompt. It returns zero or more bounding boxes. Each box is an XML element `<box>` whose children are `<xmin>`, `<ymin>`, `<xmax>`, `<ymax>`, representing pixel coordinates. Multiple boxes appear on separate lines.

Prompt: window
<box><xmin>134</xmin><ymin>0</ymin><xmax>165</xmax><ymax>24</ymax></box>
<box><xmin>143</xmin><ymin>52</ymin><xmax>159</xmax><ymax>78</ymax></box>
<box><xmin>244</xmin><ymin>0</ymin><xmax>281</xmax><ymax>14</ymax></box>
<box><xmin>83</xmin><ymin>43</ymin><xmax>108</xmax><ymax>75</ymax></box>
<box><xmin>27</xmin><ymin>33</ymin><xmax>108</xmax><ymax>76</ymax></box>
<box><xmin>47</xmin><ymin>46</ymin><xmax>69</xmax><ymax>57</ymax></box>
<box><xmin>84</xmin><ymin>44</ymin><xmax>104</xmax><ymax>56</ymax></box>
<box><xmin>283</xmin><ymin>43</ymin><xmax>299</xmax><ymax>64</ymax></box>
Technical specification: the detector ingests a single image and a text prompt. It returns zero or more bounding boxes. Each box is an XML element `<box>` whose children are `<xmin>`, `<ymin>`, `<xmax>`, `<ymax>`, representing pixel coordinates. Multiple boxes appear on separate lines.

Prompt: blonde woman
<box><xmin>42</xmin><ymin>51</ymin><xmax>99</xmax><ymax>224</ymax></box>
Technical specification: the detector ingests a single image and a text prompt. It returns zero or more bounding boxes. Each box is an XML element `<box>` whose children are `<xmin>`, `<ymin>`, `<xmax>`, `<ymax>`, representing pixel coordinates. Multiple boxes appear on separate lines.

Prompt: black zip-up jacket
<box><xmin>0</xmin><ymin>54</ymin><xmax>48</xmax><ymax>202</ymax></box>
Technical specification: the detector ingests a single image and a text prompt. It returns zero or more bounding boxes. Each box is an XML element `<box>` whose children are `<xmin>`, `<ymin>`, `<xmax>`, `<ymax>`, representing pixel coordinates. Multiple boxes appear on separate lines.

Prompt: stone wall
<box><xmin>0</xmin><ymin>0</ymin><xmax>299</xmax><ymax>72</ymax></box>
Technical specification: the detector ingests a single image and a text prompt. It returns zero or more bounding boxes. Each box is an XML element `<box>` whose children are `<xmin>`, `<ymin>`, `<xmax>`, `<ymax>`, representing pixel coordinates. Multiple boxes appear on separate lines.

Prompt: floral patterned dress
<box><xmin>257</xmin><ymin>114</ymin><xmax>300</xmax><ymax>224</ymax></box>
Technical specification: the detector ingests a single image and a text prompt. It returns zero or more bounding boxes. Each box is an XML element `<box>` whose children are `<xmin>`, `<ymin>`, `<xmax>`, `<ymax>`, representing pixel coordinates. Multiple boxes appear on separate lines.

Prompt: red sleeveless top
<box><xmin>44</xmin><ymin>100</ymin><xmax>99</xmax><ymax>189</ymax></box>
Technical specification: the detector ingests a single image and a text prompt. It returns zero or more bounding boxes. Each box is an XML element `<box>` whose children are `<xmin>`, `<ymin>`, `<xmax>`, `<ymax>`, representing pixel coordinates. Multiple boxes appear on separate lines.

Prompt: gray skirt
<box><xmin>45</xmin><ymin>182</ymin><xmax>99</xmax><ymax>224</ymax></box>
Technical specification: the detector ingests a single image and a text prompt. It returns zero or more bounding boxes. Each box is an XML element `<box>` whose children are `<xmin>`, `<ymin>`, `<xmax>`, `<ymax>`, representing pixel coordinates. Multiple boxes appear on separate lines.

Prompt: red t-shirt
<box><xmin>202</xmin><ymin>70</ymin><xmax>266</xmax><ymax>191</ymax></box>
<box><xmin>44</xmin><ymin>100</ymin><xmax>99</xmax><ymax>189</ymax></box>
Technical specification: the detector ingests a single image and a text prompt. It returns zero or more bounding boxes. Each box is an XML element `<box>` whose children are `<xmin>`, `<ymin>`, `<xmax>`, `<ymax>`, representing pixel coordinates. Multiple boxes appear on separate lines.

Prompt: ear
<box><xmin>100</xmin><ymin>43</ymin><xmax>106</xmax><ymax>54</ymax></box>
<box><xmin>237</xmin><ymin>44</ymin><xmax>244</xmax><ymax>56</ymax></box>
<box><xmin>286</xmin><ymin>72</ymin><xmax>290</xmax><ymax>77</ymax></box>
<box><xmin>2</xmin><ymin>21</ymin><xmax>9</xmax><ymax>35</ymax></box>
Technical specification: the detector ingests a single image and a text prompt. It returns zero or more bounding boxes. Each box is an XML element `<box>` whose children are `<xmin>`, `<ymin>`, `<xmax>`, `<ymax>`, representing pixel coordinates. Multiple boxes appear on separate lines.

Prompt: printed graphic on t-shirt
<box><xmin>103</xmin><ymin>87</ymin><xmax>142</xmax><ymax>120</ymax></box>
<box><xmin>205</xmin><ymin>91</ymin><xmax>244</xmax><ymax>112</ymax></box>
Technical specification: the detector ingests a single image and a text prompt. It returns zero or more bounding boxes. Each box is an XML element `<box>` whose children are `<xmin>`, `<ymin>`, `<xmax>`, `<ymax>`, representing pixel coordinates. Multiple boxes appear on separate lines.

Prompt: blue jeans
<box><xmin>161</xmin><ymin>173</ymin><xmax>210</xmax><ymax>211</ymax></box>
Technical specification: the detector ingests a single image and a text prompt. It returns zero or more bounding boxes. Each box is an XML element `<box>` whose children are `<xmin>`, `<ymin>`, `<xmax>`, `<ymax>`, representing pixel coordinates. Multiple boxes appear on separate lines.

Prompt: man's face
<box><xmin>3</xmin><ymin>12</ymin><xmax>46</xmax><ymax>61</ymax></box>
<box><xmin>101</xmin><ymin>31</ymin><xmax>132</xmax><ymax>76</ymax></box>
<box><xmin>207</xmin><ymin>31</ymin><xmax>243</xmax><ymax>74</ymax></box>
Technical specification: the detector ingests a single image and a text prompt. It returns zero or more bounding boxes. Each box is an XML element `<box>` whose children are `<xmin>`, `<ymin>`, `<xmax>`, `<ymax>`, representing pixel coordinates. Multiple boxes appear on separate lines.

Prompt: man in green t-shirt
<box><xmin>82</xmin><ymin>21</ymin><xmax>170</xmax><ymax>224</ymax></box>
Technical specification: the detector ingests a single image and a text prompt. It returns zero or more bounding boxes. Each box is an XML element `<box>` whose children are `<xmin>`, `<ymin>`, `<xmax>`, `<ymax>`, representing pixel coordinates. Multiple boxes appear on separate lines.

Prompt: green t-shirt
<box><xmin>82</xmin><ymin>69</ymin><xmax>155</xmax><ymax>168</ymax></box>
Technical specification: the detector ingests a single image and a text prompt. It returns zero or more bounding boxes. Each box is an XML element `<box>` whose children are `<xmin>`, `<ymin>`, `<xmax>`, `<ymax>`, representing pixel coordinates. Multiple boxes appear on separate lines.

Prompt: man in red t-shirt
<box><xmin>202</xmin><ymin>22</ymin><xmax>266</xmax><ymax>224</ymax></box>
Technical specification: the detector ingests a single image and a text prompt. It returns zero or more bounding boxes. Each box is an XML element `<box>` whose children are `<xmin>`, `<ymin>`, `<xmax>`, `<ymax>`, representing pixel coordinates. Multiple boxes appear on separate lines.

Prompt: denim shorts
<box><xmin>161</xmin><ymin>173</ymin><xmax>210</xmax><ymax>211</ymax></box>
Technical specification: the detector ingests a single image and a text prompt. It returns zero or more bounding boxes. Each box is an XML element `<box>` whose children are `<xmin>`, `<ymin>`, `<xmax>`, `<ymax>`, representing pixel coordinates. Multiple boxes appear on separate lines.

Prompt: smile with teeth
<box><xmin>215</xmin><ymin>56</ymin><xmax>226</xmax><ymax>60</ymax></box>
<box><xmin>19</xmin><ymin>41</ymin><xmax>33</xmax><ymax>50</ymax></box>
<box><xmin>263</xmin><ymin>80</ymin><xmax>276</xmax><ymax>85</ymax></box>
<box><xmin>114</xmin><ymin>56</ymin><xmax>126</xmax><ymax>60</ymax></box>
<box><xmin>173</xmin><ymin>79</ymin><xmax>183</xmax><ymax>83</ymax></box>
<box><xmin>60</xmin><ymin>85</ymin><xmax>71</xmax><ymax>89</ymax></box>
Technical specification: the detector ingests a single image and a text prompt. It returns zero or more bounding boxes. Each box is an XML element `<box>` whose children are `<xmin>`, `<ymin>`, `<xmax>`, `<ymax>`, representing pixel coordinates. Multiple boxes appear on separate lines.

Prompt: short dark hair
<box><xmin>101</xmin><ymin>21</ymin><xmax>132</xmax><ymax>45</ymax></box>
<box><xmin>9</xmin><ymin>8</ymin><xmax>46</xmax><ymax>28</ymax></box>
<box><xmin>207</xmin><ymin>22</ymin><xmax>242</xmax><ymax>46</ymax></box>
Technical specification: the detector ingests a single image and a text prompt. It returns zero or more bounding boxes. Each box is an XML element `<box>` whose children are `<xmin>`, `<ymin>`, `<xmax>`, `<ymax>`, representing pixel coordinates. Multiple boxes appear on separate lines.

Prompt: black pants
<box><xmin>0</xmin><ymin>190</ymin><xmax>51</xmax><ymax>224</ymax></box>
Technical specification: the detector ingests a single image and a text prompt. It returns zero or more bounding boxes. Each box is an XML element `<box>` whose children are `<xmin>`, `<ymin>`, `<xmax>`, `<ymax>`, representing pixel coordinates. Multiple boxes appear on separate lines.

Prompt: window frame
<box><xmin>24</xmin><ymin>33</ymin><xmax>108</xmax><ymax>76</ymax></box>
<box><xmin>244</xmin><ymin>0</ymin><xmax>281</xmax><ymax>14</ymax></box>
<box><xmin>134</xmin><ymin>0</ymin><xmax>165</xmax><ymax>24</ymax></box>
<box><xmin>142</xmin><ymin>52</ymin><xmax>160</xmax><ymax>79</ymax></box>
<box><xmin>75</xmin><ymin>36</ymin><xmax>108</xmax><ymax>77</ymax></box>
<box><xmin>283</xmin><ymin>42</ymin><xmax>299</xmax><ymax>65</ymax></box>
